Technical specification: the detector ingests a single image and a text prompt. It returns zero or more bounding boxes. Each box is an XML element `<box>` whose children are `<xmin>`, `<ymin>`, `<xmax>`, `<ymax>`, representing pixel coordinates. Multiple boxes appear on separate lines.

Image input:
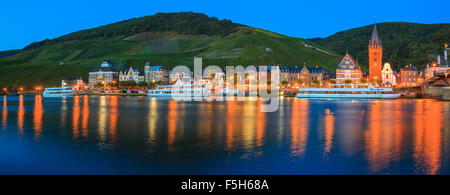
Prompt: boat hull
<box><xmin>43</xmin><ymin>93</ymin><xmax>76</xmax><ymax>98</ymax></box>
<box><xmin>296</xmin><ymin>93</ymin><xmax>401</xmax><ymax>99</ymax></box>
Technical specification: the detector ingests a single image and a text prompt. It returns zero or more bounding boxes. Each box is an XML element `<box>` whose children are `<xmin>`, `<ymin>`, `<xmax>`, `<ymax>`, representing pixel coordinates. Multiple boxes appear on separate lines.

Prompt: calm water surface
<box><xmin>0</xmin><ymin>95</ymin><xmax>449</xmax><ymax>174</ymax></box>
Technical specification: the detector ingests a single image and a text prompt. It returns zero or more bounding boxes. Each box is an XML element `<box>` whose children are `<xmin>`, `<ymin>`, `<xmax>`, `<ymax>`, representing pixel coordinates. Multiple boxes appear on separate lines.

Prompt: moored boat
<box><xmin>43</xmin><ymin>80</ymin><xmax>76</xmax><ymax>98</ymax></box>
<box><xmin>43</xmin><ymin>86</ymin><xmax>76</xmax><ymax>97</ymax></box>
<box><xmin>296</xmin><ymin>84</ymin><xmax>400</xmax><ymax>99</ymax></box>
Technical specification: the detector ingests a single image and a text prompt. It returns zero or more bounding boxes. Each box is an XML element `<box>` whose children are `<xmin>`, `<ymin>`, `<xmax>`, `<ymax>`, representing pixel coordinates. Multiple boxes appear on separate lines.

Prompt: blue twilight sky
<box><xmin>0</xmin><ymin>0</ymin><xmax>449</xmax><ymax>51</ymax></box>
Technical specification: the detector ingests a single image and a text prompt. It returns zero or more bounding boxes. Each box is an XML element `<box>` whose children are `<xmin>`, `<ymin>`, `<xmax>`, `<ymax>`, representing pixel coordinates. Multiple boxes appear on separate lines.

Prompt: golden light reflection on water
<box><xmin>323</xmin><ymin>109</ymin><xmax>334</xmax><ymax>155</ymax></box>
<box><xmin>3</xmin><ymin>96</ymin><xmax>450</xmax><ymax>174</ymax></box>
<box><xmin>81</xmin><ymin>96</ymin><xmax>89</xmax><ymax>138</ymax></box>
<box><xmin>242</xmin><ymin>101</ymin><xmax>257</xmax><ymax>151</ymax></box>
<box><xmin>413</xmin><ymin>100</ymin><xmax>442</xmax><ymax>175</ymax></box>
<box><xmin>291</xmin><ymin>99</ymin><xmax>309</xmax><ymax>157</ymax></box>
<box><xmin>256</xmin><ymin>100</ymin><xmax>265</xmax><ymax>148</ymax></box>
<box><xmin>167</xmin><ymin>100</ymin><xmax>177</xmax><ymax>150</ymax></box>
<box><xmin>98</xmin><ymin>96</ymin><xmax>107</xmax><ymax>144</ymax></box>
<box><xmin>109</xmin><ymin>96</ymin><xmax>118</xmax><ymax>144</ymax></box>
<box><xmin>17</xmin><ymin>95</ymin><xmax>24</xmax><ymax>134</ymax></box>
<box><xmin>393</xmin><ymin>101</ymin><xmax>404</xmax><ymax>162</ymax></box>
<box><xmin>148</xmin><ymin>98</ymin><xmax>158</xmax><ymax>147</ymax></box>
<box><xmin>72</xmin><ymin>96</ymin><xmax>80</xmax><ymax>138</ymax></box>
<box><xmin>226</xmin><ymin>100</ymin><xmax>236</xmax><ymax>151</ymax></box>
<box><xmin>198</xmin><ymin>103</ymin><xmax>214</xmax><ymax>146</ymax></box>
<box><xmin>33</xmin><ymin>95</ymin><xmax>43</xmax><ymax>140</ymax></box>
<box><xmin>365</xmin><ymin>101</ymin><xmax>397</xmax><ymax>172</ymax></box>
<box><xmin>2</xmin><ymin>96</ymin><xmax>7</xmax><ymax>131</ymax></box>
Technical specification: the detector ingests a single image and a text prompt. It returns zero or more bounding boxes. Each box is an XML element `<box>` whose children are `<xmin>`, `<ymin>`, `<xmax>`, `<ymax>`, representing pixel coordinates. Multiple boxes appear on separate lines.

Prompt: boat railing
<box><xmin>44</xmin><ymin>86</ymin><xmax>73</xmax><ymax>91</ymax></box>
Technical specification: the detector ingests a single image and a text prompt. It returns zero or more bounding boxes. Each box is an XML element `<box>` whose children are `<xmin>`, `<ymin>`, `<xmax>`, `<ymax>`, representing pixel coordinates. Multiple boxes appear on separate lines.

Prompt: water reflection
<box><xmin>2</xmin><ymin>96</ymin><xmax>7</xmax><ymax>131</ymax></box>
<box><xmin>72</xmin><ymin>96</ymin><xmax>80</xmax><ymax>138</ymax></box>
<box><xmin>167</xmin><ymin>100</ymin><xmax>177</xmax><ymax>150</ymax></box>
<box><xmin>81</xmin><ymin>96</ymin><xmax>89</xmax><ymax>138</ymax></box>
<box><xmin>291</xmin><ymin>99</ymin><xmax>309</xmax><ymax>157</ymax></box>
<box><xmin>1</xmin><ymin>96</ymin><xmax>450</xmax><ymax>174</ymax></box>
<box><xmin>147</xmin><ymin>98</ymin><xmax>158</xmax><ymax>150</ymax></box>
<box><xmin>242</xmin><ymin>101</ymin><xmax>257</xmax><ymax>152</ymax></box>
<box><xmin>98</xmin><ymin>96</ymin><xmax>107</xmax><ymax>145</ymax></box>
<box><xmin>365</xmin><ymin>101</ymin><xmax>396</xmax><ymax>172</ymax></box>
<box><xmin>33</xmin><ymin>95</ymin><xmax>44</xmax><ymax>140</ymax></box>
<box><xmin>61</xmin><ymin>97</ymin><xmax>68</xmax><ymax>128</ymax></box>
<box><xmin>323</xmin><ymin>109</ymin><xmax>334</xmax><ymax>155</ymax></box>
<box><xmin>226</xmin><ymin>100</ymin><xmax>237</xmax><ymax>151</ymax></box>
<box><xmin>256</xmin><ymin>100</ymin><xmax>265</xmax><ymax>149</ymax></box>
<box><xmin>17</xmin><ymin>95</ymin><xmax>24</xmax><ymax>134</ymax></box>
<box><xmin>413</xmin><ymin>100</ymin><xmax>442</xmax><ymax>175</ymax></box>
<box><xmin>109</xmin><ymin>96</ymin><xmax>118</xmax><ymax>144</ymax></box>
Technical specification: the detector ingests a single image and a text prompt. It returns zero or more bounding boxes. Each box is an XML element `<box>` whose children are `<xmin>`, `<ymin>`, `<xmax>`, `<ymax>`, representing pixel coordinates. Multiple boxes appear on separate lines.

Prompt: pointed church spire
<box><xmin>369</xmin><ymin>24</ymin><xmax>382</xmax><ymax>48</ymax></box>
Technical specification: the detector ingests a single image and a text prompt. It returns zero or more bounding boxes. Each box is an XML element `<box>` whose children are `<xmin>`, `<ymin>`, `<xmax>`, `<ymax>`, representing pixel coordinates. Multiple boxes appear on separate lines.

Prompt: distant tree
<box><xmin>106</xmin><ymin>82</ymin><xmax>117</xmax><ymax>88</ymax></box>
<box><xmin>281</xmin><ymin>81</ymin><xmax>289</xmax><ymax>87</ymax></box>
<box><xmin>344</xmin><ymin>80</ymin><xmax>352</xmax><ymax>84</ymax></box>
<box><xmin>94</xmin><ymin>82</ymin><xmax>104</xmax><ymax>89</ymax></box>
<box><xmin>138</xmin><ymin>81</ymin><xmax>148</xmax><ymax>88</ymax></box>
<box><xmin>119</xmin><ymin>80</ymin><xmax>137</xmax><ymax>89</ymax></box>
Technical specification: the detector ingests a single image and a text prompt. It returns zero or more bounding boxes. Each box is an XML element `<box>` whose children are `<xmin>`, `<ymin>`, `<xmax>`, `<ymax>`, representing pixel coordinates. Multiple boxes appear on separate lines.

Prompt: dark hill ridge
<box><xmin>310</xmin><ymin>22</ymin><xmax>450</xmax><ymax>70</ymax></box>
<box><xmin>24</xmin><ymin>12</ymin><xmax>241</xmax><ymax>50</ymax></box>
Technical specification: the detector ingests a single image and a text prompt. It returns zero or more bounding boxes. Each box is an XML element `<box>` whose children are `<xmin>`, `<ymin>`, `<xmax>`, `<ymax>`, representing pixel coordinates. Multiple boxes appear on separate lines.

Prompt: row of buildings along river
<box><xmin>64</xmin><ymin>24</ymin><xmax>449</xmax><ymax>92</ymax></box>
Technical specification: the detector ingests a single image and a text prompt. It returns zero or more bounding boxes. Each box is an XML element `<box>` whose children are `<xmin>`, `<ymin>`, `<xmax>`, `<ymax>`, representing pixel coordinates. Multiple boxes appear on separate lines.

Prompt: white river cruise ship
<box><xmin>296</xmin><ymin>84</ymin><xmax>400</xmax><ymax>99</ymax></box>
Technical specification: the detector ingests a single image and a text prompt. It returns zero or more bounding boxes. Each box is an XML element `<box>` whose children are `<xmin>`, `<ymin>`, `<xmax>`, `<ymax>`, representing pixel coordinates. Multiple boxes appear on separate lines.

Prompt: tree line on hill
<box><xmin>23</xmin><ymin>12</ymin><xmax>241</xmax><ymax>51</ymax></box>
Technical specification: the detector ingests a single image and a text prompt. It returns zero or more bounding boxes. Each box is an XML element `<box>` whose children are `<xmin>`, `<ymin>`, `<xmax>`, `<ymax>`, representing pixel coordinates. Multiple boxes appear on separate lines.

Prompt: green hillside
<box><xmin>310</xmin><ymin>22</ymin><xmax>450</xmax><ymax>71</ymax></box>
<box><xmin>0</xmin><ymin>12</ymin><xmax>340</xmax><ymax>88</ymax></box>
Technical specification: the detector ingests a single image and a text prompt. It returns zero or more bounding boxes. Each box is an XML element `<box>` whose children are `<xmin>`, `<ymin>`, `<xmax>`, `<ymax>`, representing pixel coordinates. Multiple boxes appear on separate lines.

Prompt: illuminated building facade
<box><xmin>336</xmin><ymin>52</ymin><xmax>363</xmax><ymax>84</ymax></box>
<box><xmin>381</xmin><ymin>63</ymin><xmax>396</xmax><ymax>86</ymax></box>
<box><xmin>119</xmin><ymin>66</ymin><xmax>145</xmax><ymax>83</ymax></box>
<box><xmin>144</xmin><ymin>62</ymin><xmax>170</xmax><ymax>84</ymax></box>
<box><xmin>399</xmin><ymin>65</ymin><xmax>419</xmax><ymax>87</ymax></box>
<box><xmin>88</xmin><ymin>60</ymin><xmax>119</xmax><ymax>88</ymax></box>
<box><xmin>368</xmin><ymin>24</ymin><xmax>383</xmax><ymax>83</ymax></box>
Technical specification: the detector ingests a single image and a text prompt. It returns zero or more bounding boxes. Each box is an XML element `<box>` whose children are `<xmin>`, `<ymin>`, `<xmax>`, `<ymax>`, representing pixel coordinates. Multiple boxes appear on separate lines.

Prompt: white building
<box><xmin>119</xmin><ymin>66</ymin><xmax>144</xmax><ymax>83</ymax></box>
<box><xmin>381</xmin><ymin>63</ymin><xmax>396</xmax><ymax>86</ymax></box>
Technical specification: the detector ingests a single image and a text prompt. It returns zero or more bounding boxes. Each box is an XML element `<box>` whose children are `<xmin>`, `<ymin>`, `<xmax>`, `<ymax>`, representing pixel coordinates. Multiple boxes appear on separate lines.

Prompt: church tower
<box><xmin>368</xmin><ymin>24</ymin><xmax>382</xmax><ymax>83</ymax></box>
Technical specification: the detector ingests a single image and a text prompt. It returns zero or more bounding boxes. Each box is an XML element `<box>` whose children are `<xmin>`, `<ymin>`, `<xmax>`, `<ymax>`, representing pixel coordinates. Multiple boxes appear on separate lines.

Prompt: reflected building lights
<box><xmin>98</xmin><ymin>96</ymin><xmax>107</xmax><ymax>144</ymax></box>
<box><xmin>414</xmin><ymin>100</ymin><xmax>442</xmax><ymax>175</ymax></box>
<box><xmin>33</xmin><ymin>95</ymin><xmax>44</xmax><ymax>140</ymax></box>
<box><xmin>72</xmin><ymin>96</ymin><xmax>80</xmax><ymax>138</ymax></box>
<box><xmin>167</xmin><ymin>100</ymin><xmax>178</xmax><ymax>150</ymax></box>
<box><xmin>60</xmin><ymin>97</ymin><xmax>67</xmax><ymax>128</ymax></box>
<box><xmin>242</xmin><ymin>101</ymin><xmax>257</xmax><ymax>152</ymax></box>
<box><xmin>226</xmin><ymin>100</ymin><xmax>236</xmax><ymax>151</ymax></box>
<box><xmin>17</xmin><ymin>95</ymin><xmax>24</xmax><ymax>134</ymax></box>
<box><xmin>365</xmin><ymin>101</ymin><xmax>396</xmax><ymax>172</ymax></box>
<box><xmin>109</xmin><ymin>96</ymin><xmax>118</xmax><ymax>144</ymax></box>
<box><xmin>291</xmin><ymin>99</ymin><xmax>309</xmax><ymax>157</ymax></box>
<box><xmin>81</xmin><ymin>96</ymin><xmax>89</xmax><ymax>138</ymax></box>
<box><xmin>323</xmin><ymin>108</ymin><xmax>334</xmax><ymax>155</ymax></box>
<box><xmin>147</xmin><ymin>98</ymin><xmax>158</xmax><ymax>149</ymax></box>
<box><xmin>2</xmin><ymin>96</ymin><xmax>7</xmax><ymax>131</ymax></box>
<box><xmin>256</xmin><ymin>99</ymin><xmax>266</xmax><ymax>148</ymax></box>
